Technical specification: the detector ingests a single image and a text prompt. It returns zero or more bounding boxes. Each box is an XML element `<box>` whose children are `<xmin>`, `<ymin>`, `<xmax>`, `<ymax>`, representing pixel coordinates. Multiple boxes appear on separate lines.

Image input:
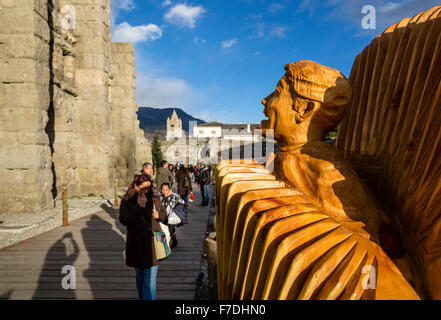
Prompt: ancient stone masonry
<box><xmin>1</xmin><ymin>0</ymin><xmax>57</xmax><ymax>214</ymax></box>
<box><xmin>111</xmin><ymin>42</ymin><xmax>137</xmax><ymax>186</ymax></box>
<box><xmin>0</xmin><ymin>0</ymin><xmax>151</xmax><ymax>216</ymax></box>
<box><xmin>71</xmin><ymin>0</ymin><xmax>114</xmax><ymax>196</ymax></box>
<box><xmin>111</xmin><ymin>42</ymin><xmax>152</xmax><ymax>185</ymax></box>
<box><xmin>135</xmin><ymin>120</ymin><xmax>152</xmax><ymax>172</ymax></box>
<box><xmin>166</xmin><ymin>109</ymin><xmax>182</xmax><ymax>141</ymax></box>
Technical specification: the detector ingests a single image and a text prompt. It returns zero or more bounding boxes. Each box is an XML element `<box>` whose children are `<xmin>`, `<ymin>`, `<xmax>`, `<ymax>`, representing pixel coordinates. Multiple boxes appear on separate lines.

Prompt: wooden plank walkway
<box><xmin>0</xmin><ymin>184</ymin><xmax>209</xmax><ymax>300</ymax></box>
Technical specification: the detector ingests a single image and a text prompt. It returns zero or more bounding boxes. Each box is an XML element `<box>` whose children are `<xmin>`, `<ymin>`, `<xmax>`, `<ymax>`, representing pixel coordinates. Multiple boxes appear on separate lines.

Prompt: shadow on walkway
<box><xmin>100</xmin><ymin>204</ymin><xmax>126</xmax><ymax>236</ymax></box>
<box><xmin>0</xmin><ymin>290</ymin><xmax>13</xmax><ymax>300</ymax></box>
<box><xmin>33</xmin><ymin>232</ymin><xmax>79</xmax><ymax>299</ymax></box>
<box><xmin>81</xmin><ymin>214</ymin><xmax>127</xmax><ymax>299</ymax></box>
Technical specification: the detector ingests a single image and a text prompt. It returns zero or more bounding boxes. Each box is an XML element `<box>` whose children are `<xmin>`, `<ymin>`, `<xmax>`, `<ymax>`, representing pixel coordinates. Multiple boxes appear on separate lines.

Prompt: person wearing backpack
<box><xmin>176</xmin><ymin>164</ymin><xmax>193</xmax><ymax>207</ymax></box>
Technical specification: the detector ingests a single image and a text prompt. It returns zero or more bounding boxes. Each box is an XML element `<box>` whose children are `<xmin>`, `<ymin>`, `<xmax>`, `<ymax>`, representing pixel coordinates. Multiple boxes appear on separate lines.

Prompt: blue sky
<box><xmin>110</xmin><ymin>0</ymin><xmax>440</xmax><ymax>123</ymax></box>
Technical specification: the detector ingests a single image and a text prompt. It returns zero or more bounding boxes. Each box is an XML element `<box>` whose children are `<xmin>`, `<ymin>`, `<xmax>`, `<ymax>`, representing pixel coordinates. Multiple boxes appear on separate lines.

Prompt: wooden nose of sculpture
<box><xmin>214</xmin><ymin>58</ymin><xmax>421</xmax><ymax>300</ymax></box>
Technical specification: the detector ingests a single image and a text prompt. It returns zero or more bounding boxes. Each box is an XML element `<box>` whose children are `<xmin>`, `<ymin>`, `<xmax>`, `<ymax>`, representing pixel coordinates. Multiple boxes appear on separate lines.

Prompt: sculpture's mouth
<box><xmin>261</xmin><ymin>106</ymin><xmax>275</xmax><ymax>137</ymax></box>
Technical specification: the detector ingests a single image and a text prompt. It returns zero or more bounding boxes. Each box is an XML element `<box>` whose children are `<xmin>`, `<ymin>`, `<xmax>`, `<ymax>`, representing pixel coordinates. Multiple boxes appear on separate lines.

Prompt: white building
<box><xmin>166</xmin><ymin>110</ymin><xmax>183</xmax><ymax>141</ymax></box>
<box><xmin>192</xmin><ymin>122</ymin><xmax>222</xmax><ymax>138</ymax></box>
<box><xmin>192</xmin><ymin>122</ymin><xmax>261</xmax><ymax>142</ymax></box>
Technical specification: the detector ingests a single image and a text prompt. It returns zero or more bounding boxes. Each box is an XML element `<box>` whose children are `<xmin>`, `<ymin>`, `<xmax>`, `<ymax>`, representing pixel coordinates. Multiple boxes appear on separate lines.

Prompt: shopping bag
<box><xmin>189</xmin><ymin>192</ymin><xmax>194</xmax><ymax>202</ymax></box>
<box><xmin>167</xmin><ymin>211</ymin><xmax>182</xmax><ymax>226</ymax></box>
<box><xmin>152</xmin><ymin>231</ymin><xmax>171</xmax><ymax>260</ymax></box>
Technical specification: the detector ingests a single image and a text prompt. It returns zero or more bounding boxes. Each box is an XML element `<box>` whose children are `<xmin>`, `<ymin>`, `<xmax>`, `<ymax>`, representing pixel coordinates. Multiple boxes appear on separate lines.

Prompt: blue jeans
<box><xmin>201</xmin><ymin>184</ymin><xmax>209</xmax><ymax>206</ymax></box>
<box><xmin>135</xmin><ymin>266</ymin><xmax>158</xmax><ymax>300</ymax></box>
<box><xmin>184</xmin><ymin>193</ymin><xmax>190</xmax><ymax>206</ymax></box>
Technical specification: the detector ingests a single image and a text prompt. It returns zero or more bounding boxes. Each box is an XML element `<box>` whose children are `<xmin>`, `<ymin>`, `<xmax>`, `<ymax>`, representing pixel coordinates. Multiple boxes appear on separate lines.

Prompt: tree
<box><xmin>151</xmin><ymin>135</ymin><xmax>163</xmax><ymax>172</ymax></box>
<box><xmin>325</xmin><ymin>127</ymin><xmax>339</xmax><ymax>142</ymax></box>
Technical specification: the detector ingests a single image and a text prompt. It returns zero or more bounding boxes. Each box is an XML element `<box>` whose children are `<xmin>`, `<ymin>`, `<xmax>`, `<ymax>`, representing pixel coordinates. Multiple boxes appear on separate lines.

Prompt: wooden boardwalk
<box><xmin>0</xmin><ymin>184</ymin><xmax>209</xmax><ymax>300</ymax></box>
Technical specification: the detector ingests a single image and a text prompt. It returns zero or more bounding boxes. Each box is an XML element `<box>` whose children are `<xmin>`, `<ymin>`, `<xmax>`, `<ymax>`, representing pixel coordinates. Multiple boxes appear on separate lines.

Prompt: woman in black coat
<box><xmin>119</xmin><ymin>174</ymin><xmax>167</xmax><ymax>300</ymax></box>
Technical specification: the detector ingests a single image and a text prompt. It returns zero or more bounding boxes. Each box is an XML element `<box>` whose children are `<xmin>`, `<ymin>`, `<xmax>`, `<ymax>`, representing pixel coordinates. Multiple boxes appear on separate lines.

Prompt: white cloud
<box><xmin>110</xmin><ymin>0</ymin><xmax>135</xmax><ymax>25</ymax></box>
<box><xmin>247</xmin><ymin>13</ymin><xmax>263</xmax><ymax>19</ymax></box>
<box><xmin>164</xmin><ymin>4</ymin><xmax>205</xmax><ymax>29</ymax></box>
<box><xmin>136</xmin><ymin>72</ymin><xmax>196</xmax><ymax>109</ymax></box>
<box><xmin>380</xmin><ymin>1</ymin><xmax>402</xmax><ymax>13</ymax></box>
<box><xmin>269</xmin><ymin>24</ymin><xmax>288</xmax><ymax>38</ymax></box>
<box><xmin>221</xmin><ymin>38</ymin><xmax>238</xmax><ymax>48</ymax></box>
<box><xmin>250</xmin><ymin>22</ymin><xmax>288</xmax><ymax>39</ymax></box>
<box><xmin>297</xmin><ymin>0</ymin><xmax>314</xmax><ymax>15</ymax></box>
<box><xmin>193</xmin><ymin>37</ymin><xmax>206</xmax><ymax>44</ymax></box>
<box><xmin>253</xmin><ymin>51</ymin><xmax>262</xmax><ymax>56</ymax></box>
<box><xmin>250</xmin><ymin>22</ymin><xmax>265</xmax><ymax>38</ymax></box>
<box><xmin>112</xmin><ymin>22</ymin><xmax>162</xmax><ymax>43</ymax></box>
<box><xmin>269</xmin><ymin>2</ymin><xmax>285</xmax><ymax>14</ymax></box>
<box><xmin>162</xmin><ymin>0</ymin><xmax>172</xmax><ymax>7</ymax></box>
<box><xmin>197</xmin><ymin>109</ymin><xmax>241</xmax><ymax>123</ymax></box>
<box><xmin>298</xmin><ymin>0</ymin><xmax>441</xmax><ymax>35</ymax></box>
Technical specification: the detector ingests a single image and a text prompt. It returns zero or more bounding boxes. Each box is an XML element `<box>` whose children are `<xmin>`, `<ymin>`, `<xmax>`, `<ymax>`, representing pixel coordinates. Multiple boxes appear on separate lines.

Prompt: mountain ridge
<box><xmin>137</xmin><ymin>106</ymin><xmax>206</xmax><ymax>140</ymax></box>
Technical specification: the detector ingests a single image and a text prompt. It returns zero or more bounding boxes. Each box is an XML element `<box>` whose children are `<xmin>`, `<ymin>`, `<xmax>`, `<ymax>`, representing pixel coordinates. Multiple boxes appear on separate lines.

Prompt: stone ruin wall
<box><xmin>111</xmin><ymin>42</ymin><xmax>152</xmax><ymax>186</ymax></box>
<box><xmin>1</xmin><ymin>0</ymin><xmax>56</xmax><ymax>214</ymax></box>
<box><xmin>135</xmin><ymin>120</ymin><xmax>152</xmax><ymax>173</ymax></box>
<box><xmin>72</xmin><ymin>0</ymin><xmax>114</xmax><ymax>197</ymax></box>
<box><xmin>0</xmin><ymin>0</ymin><xmax>151</xmax><ymax>216</ymax></box>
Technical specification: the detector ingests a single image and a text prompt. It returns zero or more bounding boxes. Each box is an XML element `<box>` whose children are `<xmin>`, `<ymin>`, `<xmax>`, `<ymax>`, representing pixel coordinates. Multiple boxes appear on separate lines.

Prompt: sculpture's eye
<box><xmin>294</xmin><ymin>100</ymin><xmax>315</xmax><ymax>124</ymax></box>
<box><xmin>305</xmin><ymin>101</ymin><xmax>315</xmax><ymax>114</ymax></box>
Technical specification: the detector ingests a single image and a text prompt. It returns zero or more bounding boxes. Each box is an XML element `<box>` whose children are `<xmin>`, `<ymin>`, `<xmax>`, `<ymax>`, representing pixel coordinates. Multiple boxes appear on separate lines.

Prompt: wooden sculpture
<box><xmin>216</xmin><ymin>7</ymin><xmax>441</xmax><ymax>299</ymax></box>
<box><xmin>336</xmin><ymin>6</ymin><xmax>441</xmax><ymax>299</ymax></box>
<box><xmin>215</xmin><ymin>6</ymin><xmax>441</xmax><ymax>300</ymax></box>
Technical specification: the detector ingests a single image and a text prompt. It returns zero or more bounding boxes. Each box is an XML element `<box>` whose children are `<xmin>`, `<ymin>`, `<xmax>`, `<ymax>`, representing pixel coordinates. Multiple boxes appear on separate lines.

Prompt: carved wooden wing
<box><xmin>336</xmin><ymin>6</ymin><xmax>441</xmax><ymax>299</ymax></box>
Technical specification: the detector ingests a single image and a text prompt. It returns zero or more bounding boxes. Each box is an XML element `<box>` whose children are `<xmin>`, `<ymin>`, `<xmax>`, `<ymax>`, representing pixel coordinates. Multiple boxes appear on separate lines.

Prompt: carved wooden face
<box><xmin>261</xmin><ymin>61</ymin><xmax>351</xmax><ymax>151</ymax></box>
<box><xmin>261</xmin><ymin>75</ymin><xmax>318</xmax><ymax>150</ymax></box>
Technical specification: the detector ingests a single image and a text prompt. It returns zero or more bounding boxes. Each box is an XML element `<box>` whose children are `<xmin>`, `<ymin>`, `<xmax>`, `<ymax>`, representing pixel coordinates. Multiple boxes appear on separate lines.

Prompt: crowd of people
<box><xmin>119</xmin><ymin>160</ymin><xmax>212</xmax><ymax>300</ymax></box>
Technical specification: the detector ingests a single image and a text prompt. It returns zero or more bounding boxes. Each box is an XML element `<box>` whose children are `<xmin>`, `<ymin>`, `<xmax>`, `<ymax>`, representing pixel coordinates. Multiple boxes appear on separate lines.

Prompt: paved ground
<box><xmin>0</xmin><ymin>183</ymin><xmax>210</xmax><ymax>300</ymax></box>
<box><xmin>0</xmin><ymin>193</ymin><xmax>117</xmax><ymax>250</ymax></box>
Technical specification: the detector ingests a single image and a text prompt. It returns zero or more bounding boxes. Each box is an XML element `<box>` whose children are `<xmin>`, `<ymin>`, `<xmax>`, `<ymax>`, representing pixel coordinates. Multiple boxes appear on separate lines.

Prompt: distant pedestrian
<box><xmin>176</xmin><ymin>164</ymin><xmax>193</xmax><ymax>207</ymax></box>
<box><xmin>193</xmin><ymin>164</ymin><xmax>200</xmax><ymax>183</ymax></box>
<box><xmin>187</xmin><ymin>164</ymin><xmax>194</xmax><ymax>181</ymax></box>
<box><xmin>141</xmin><ymin>162</ymin><xmax>153</xmax><ymax>180</ymax></box>
<box><xmin>119</xmin><ymin>174</ymin><xmax>167</xmax><ymax>300</ymax></box>
<box><xmin>155</xmin><ymin>160</ymin><xmax>175</xmax><ymax>190</ymax></box>
<box><xmin>159</xmin><ymin>182</ymin><xmax>187</xmax><ymax>249</ymax></box>
<box><xmin>199</xmin><ymin>163</ymin><xmax>211</xmax><ymax>206</ymax></box>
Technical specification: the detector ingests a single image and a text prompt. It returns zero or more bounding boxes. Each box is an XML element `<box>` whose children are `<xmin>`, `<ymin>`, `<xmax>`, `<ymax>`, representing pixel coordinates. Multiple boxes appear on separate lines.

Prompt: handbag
<box><xmin>152</xmin><ymin>231</ymin><xmax>171</xmax><ymax>260</ymax></box>
<box><xmin>139</xmin><ymin>211</ymin><xmax>171</xmax><ymax>261</ymax></box>
<box><xmin>189</xmin><ymin>192</ymin><xmax>194</xmax><ymax>202</ymax></box>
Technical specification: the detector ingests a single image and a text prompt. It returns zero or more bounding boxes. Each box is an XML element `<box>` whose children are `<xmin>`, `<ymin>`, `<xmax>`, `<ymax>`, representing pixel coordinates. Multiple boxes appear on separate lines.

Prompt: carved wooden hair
<box><xmin>336</xmin><ymin>6</ymin><xmax>441</xmax><ymax>299</ymax></box>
